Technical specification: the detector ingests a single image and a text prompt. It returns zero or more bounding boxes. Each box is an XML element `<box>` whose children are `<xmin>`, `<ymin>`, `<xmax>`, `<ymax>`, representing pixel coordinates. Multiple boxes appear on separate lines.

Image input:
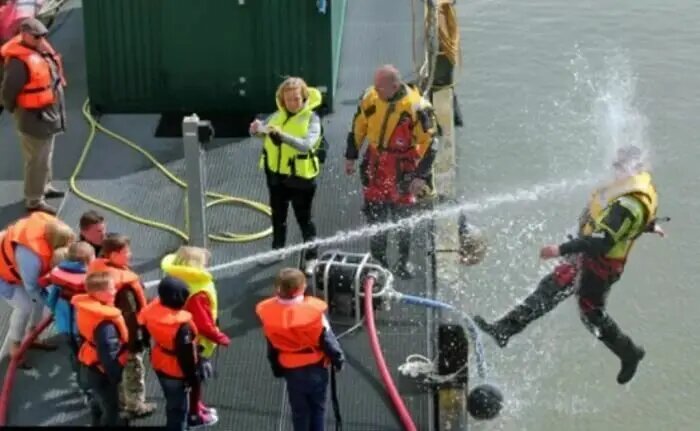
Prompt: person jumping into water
<box><xmin>475</xmin><ymin>145</ymin><xmax>666</xmax><ymax>384</ymax></box>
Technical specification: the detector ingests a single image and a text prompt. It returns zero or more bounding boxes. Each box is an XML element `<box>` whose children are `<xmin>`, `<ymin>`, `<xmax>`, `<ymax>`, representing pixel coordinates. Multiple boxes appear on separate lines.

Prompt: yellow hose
<box><xmin>71</xmin><ymin>99</ymin><xmax>272</xmax><ymax>244</ymax></box>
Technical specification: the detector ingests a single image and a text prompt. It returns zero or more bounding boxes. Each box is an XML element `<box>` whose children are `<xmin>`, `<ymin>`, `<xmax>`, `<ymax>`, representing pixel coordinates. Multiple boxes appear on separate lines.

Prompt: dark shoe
<box><xmin>44</xmin><ymin>188</ymin><xmax>65</xmax><ymax>199</ymax></box>
<box><xmin>474</xmin><ymin>316</ymin><xmax>510</xmax><ymax>348</ymax></box>
<box><xmin>616</xmin><ymin>344</ymin><xmax>645</xmax><ymax>385</ymax></box>
<box><xmin>30</xmin><ymin>340</ymin><xmax>58</xmax><ymax>351</ymax></box>
<box><xmin>394</xmin><ymin>261</ymin><xmax>415</xmax><ymax>280</ymax></box>
<box><xmin>16</xmin><ymin>359</ymin><xmax>32</xmax><ymax>370</ymax></box>
<box><xmin>26</xmin><ymin>201</ymin><xmax>57</xmax><ymax>215</ymax></box>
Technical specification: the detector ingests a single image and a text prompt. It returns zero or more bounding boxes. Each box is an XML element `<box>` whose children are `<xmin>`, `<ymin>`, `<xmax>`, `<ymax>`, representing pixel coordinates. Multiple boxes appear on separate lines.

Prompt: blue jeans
<box><xmin>285</xmin><ymin>365</ymin><xmax>329</xmax><ymax>431</ymax></box>
<box><xmin>157</xmin><ymin>374</ymin><xmax>188</xmax><ymax>431</ymax></box>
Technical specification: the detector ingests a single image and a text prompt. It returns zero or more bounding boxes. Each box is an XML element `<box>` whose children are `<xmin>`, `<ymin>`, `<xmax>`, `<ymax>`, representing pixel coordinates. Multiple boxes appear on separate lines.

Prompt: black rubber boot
<box><xmin>598</xmin><ymin>323</ymin><xmax>645</xmax><ymax>384</ymax></box>
<box><xmin>474</xmin><ymin>316</ymin><xmax>511</xmax><ymax>348</ymax></box>
<box><xmin>614</xmin><ymin>340</ymin><xmax>645</xmax><ymax>385</ymax></box>
<box><xmin>476</xmin><ymin>273</ymin><xmax>574</xmax><ymax>348</ymax></box>
<box><xmin>582</xmin><ymin>309</ymin><xmax>645</xmax><ymax>384</ymax></box>
<box><xmin>474</xmin><ymin>303</ymin><xmax>539</xmax><ymax>348</ymax></box>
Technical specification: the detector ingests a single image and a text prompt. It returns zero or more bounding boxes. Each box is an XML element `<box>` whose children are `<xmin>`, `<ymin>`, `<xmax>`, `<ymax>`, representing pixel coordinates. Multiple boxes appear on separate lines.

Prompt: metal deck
<box><xmin>0</xmin><ymin>1</ymin><xmax>437</xmax><ymax>429</ymax></box>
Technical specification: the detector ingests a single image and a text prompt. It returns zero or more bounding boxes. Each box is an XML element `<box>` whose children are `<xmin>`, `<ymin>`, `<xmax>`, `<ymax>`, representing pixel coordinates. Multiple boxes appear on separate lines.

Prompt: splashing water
<box><xmin>205</xmin><ymin>177</ymin><xmax>590</xmax><ymax>274</ymax></box>
<box><xmin>465</xmin><ymin>52</ymin><xmax>655</xmax><ymax>428</ymax></box>
<box><xmin>143</xmin><ymin>177</ymin><xmax>591</xmax><ymax>289</ymax></box>
<box><xmin>571</xmin><ymin>50</ymin><xmax>652</xmax><ymax>171</ymax></box>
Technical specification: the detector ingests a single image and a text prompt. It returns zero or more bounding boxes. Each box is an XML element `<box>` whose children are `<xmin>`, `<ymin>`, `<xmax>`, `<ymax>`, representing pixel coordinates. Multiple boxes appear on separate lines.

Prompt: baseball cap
<box><xmin>20</xmin><ymin>18</ymin><xmax>49</xmax><ymax>37</ymax></box>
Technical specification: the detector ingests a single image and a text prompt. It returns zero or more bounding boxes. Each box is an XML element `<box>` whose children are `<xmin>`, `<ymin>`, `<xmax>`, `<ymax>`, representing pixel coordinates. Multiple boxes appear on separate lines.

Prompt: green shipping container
<box><xmin>83</xmin><ymin>0</ymin><xmax>347</xmax><ymax>115</ymax></box>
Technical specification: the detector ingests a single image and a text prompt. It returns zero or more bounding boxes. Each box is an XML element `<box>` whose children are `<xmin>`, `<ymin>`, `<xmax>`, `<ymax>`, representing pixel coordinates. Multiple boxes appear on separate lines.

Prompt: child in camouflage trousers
<box><xmin>90</xmin><ymin>233</ymin><xmax>156</xmax><ymax>418</ymax></box>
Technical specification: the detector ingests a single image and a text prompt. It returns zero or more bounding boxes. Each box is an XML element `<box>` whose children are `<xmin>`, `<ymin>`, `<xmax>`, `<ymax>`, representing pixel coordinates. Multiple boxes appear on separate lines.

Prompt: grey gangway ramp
<box><xmin>0</xmin><ymin>0</ymin><xmax>438</xmax><ymax>429</ymax></box>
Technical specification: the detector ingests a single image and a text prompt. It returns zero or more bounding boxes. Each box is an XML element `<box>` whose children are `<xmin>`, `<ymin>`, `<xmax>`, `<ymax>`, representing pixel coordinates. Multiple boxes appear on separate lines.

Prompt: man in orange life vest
<box><xmin>139</xmin><ymin>276</ymin><xmax>218</xmax><ymax>430</ymax></box>
<box><xmin>89</xmin><ymin>233</ymin><xmax>156</xmax><ymax>417</ymax></box>
<box><xmin>345</xmin><ymin>64</ymin><xmax>439</xmax><ymax>279</ymax></box>
<box><xmin>256</xmin><ymin>268</ymin><xmax>345</xmax><ymax>431</ymax></box>
<box><xmin>1</xmin><ymin>18</ymin><xmax>67</xmax><ymax>214</ymax></box>
<box><xmin>73</xmin><ymin>271</ymin><xmax>128</xmax><ymax>427</ymax></box>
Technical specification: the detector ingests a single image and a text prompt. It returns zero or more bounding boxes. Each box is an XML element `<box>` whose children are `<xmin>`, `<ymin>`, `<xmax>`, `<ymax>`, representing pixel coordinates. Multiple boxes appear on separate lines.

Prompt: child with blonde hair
<box><xmin>161</xmin><ymin>246</ymin><xmax>229</xmax><ymax>426</ymax></box>
<box><xmin>44</xmin><ymin>241</ymin><xmax>96</xmax><ymax>400</ymax></box>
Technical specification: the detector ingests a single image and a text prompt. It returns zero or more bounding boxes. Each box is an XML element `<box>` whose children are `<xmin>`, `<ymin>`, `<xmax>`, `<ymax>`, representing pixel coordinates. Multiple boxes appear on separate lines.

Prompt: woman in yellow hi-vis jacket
<box><xmin>249</xmin><ymin>77</ymin><xmax>328</xmax><ymax>275</ymax></box>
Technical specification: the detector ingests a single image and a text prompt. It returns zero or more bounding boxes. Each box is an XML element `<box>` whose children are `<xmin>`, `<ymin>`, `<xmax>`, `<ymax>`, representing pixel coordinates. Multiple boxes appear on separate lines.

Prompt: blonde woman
<box><xmin>161</xmin><ymin>246</ymin><xmax>229</xmax><ymax>426</ymax></box>
<box><xmin>249</xmin><ymin>77</ymin><xmax>327</xmax><ymax>274</ymax></box>
<box><xmin>0</xmin><ymin>213</ymin><xmax>75</xmax><ymax>366</ymax></box>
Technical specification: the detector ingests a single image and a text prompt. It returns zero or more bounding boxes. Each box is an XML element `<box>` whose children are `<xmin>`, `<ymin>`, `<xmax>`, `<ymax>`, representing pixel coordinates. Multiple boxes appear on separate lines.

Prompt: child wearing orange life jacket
<box><xmin>73</xmin><ymin>271</ymin><xmax>128</xmax><ymax>427</ymax></box>
<box><xmin>161</xmin><ymin>246</ymin><xmax>229</xmax><ymax>423</ymax></box>
<box><xmin>89</xmin><ymin>233</ymin><xmax>155</xmax><ymax>418</ymax></box>
<box><xmin>139</xmin><ymin>276</ymin><xmax>218</xmax><ymax>430</ymax></box>
<box><xmin>44</xmin><ymin>241</ymin><xmax>95</xmax><ymax>398</ymax></box>
<box><xmin>256</xmin><ymin>268</ymin><xmax>345</xmax><ymax>431</ymax></box>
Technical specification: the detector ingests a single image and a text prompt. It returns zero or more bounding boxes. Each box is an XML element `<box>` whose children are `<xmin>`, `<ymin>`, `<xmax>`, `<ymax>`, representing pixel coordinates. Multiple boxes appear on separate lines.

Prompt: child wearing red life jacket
<box><xmin>44</xmin><ymin>241</ymin><xmax>95</xmax><ymax>397</ymax></box>
<box><xmin>161</xmin><ymin>246</ymin><xmax>230</xmax><ymax>426</ymax></box>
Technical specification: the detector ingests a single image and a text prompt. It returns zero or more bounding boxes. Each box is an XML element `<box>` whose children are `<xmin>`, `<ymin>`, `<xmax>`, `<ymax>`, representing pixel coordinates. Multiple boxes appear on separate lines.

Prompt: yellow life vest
<box><xmin>259</xmin><ymin>87</ymin><xmax>323</xmax><ymax>180</ymax></box>
<box><xmin>580</xmin><ymin>171</ymin><xmax>658</xmax><ymax>259</ymax></box>
<box><xmin>356</xmin><ymin>84</ymin><xmax>432</xmax><ymax>151</ymax></box>
<box><xmin>161</xmin><ymin>254</ymin><xmax>219</xmax><ymax>358</ymax></box>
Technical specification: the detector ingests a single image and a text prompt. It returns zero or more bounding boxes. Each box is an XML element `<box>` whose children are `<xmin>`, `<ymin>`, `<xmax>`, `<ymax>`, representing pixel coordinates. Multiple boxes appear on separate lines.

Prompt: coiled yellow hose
<box><xmin>70</xmin><ymin>99</ymin><xmax>272</xmax><ymax>244</ymax></box>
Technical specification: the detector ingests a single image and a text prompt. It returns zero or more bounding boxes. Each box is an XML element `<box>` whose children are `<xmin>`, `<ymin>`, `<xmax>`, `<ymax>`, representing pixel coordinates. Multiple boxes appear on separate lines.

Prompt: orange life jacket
<box><xmin>47</xmin><ymin>266</ymin><xmax>87</xmax><ymax>300</ymax></box>
<box><xmin>0</xmin><ymin>35</ymin><xmax>66</xmax><ymax>109</ymax></box>
<box><xmin>88</xmin><ymin>258</ymin><xmax>148</xmax><ymax>310</ymax></box>
<box><xmin>138</xmin><ymin>299</ymin><xmax>198</xmax><ymax>379</ymax></box>
<box><xmin>0</xmin><ymin>212</ymin><xmax>56</xmax><ymax>284</ymax></box>
<box><xmin>72</xmin><ymin>294</ymin><xmax>128</xmax><ymax>373</ymax></box>
<box><xmin>256</xmin><ymin>296</ymin><xmax>329</xmax><ymax>369</ymax></box>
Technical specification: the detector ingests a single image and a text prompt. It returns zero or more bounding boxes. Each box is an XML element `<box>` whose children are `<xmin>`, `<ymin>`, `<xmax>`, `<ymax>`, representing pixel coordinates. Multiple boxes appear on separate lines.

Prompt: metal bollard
<box><xmin>182</xmin><ymin>114</ymin><xmax>214</xmax><ymax>248</ymax></box>
<box><xmin>437</xmin><ymin>323</ymin><xmax>469</xmax><ymax>430</ymax></box>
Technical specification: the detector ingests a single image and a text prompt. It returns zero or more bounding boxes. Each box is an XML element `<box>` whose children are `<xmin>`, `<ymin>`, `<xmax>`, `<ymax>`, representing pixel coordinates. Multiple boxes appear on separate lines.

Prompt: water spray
<box><xmin>144</xmin><ymin>177</ymin><xmax>591</xmax><ymax>289</ymax></box>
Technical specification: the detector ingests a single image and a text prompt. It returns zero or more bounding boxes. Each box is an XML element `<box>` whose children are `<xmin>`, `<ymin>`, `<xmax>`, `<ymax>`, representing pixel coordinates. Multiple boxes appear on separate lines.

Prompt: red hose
<box><xmin>363</xmin><ymin>276</ymin><xmax>417</xmax><ymax>431</ymax></box>
<box><xmin>0</xmin><ymin>315</ymin><xmax>54</xmax><ymax>426</ymax></box>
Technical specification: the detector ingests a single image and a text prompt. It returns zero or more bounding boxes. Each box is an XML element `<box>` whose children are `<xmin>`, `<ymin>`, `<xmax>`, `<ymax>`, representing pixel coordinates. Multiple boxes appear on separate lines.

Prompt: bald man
<box><xmin>345</xmin><ymin>65</ymin><xmax>439</xmax><ymax>279</ymax></box>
